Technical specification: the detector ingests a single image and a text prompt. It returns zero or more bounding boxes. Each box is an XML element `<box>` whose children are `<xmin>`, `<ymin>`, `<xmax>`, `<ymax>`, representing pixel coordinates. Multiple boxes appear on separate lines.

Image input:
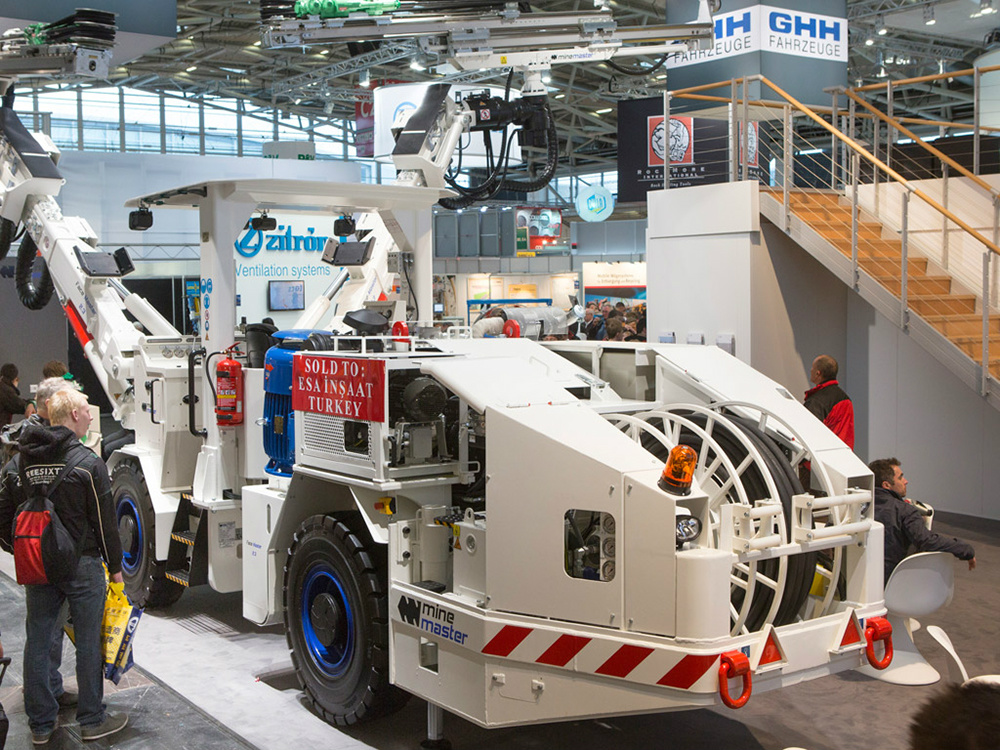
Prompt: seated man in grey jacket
<box><xmin>870</xmin><ymin>457</ymin><xmax>976</xmax><ymax>584</ymax></box>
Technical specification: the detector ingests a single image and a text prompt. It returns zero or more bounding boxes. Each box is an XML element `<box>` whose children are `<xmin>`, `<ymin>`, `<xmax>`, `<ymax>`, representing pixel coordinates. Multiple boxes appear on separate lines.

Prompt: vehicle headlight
<box><xmin>675</xmin><ymin>514</ymin><xmax>702</xmax><ymax>548</ymax></box>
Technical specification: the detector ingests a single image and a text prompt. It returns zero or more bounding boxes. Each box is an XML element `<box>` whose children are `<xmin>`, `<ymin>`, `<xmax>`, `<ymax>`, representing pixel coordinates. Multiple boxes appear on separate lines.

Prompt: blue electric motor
<box><xmin>262</xmin><ymin>329</ymin><xmax>322</xmax><ymax>477</ymax></box>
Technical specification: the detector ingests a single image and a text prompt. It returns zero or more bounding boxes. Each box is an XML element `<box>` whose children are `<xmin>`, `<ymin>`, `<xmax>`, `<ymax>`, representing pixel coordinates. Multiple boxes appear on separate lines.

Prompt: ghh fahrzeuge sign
<box><xmin>661</xmin><ymin>0</ymin><xmax>846</xmax><ymax>111</ymax></box>
<box><xmin>666</xmin><ymin>5</ymin><xmax>847</xmax><ymax>69</ymax></box>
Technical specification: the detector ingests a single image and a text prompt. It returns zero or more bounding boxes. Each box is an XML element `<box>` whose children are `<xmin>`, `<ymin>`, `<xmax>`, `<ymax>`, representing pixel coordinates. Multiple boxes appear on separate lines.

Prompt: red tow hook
<box><xmin>718</xmin><ymin>651</ymin><xmax>752</xmax><ymax>709</ymax></box>
<box><xmin>865</xmin><ymin>616</ymin><xmax>893</xmax><ymax>670</ymax></box>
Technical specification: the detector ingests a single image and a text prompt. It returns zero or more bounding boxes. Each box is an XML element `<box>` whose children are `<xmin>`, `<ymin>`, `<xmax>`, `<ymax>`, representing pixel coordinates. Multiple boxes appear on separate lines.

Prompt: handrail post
<box><xmin>983</xmin><ymin>250</ymin><xmax>991</xmax><ymax>396</ymax></box>
<box><xmin>663</xmin><ymin>90</ymin><xmax>671</xmax><ymax>190</ymax></box>
<box><xmin>741</xmin><ymin>77</ymin><xmax>749</xmax><ymax>181</ymax></box>
<box><xmin>783</xmin><ymin>104</ymin><xmax>792</xmax><ymax>231</ymax></box>
<box><xmin>942</xmin><ymin>163</ymin><xmax>950</xmax><ymax>270</ymax></box>
<box><xmin>886</xmin><ymin>81</ymin><xmax>893</xmax><ymax>174</ymax></box>
<box><xmin>830</xmin><ymin>91</ymin><xmax>838</xmax><ymax>190</ymax></box>
<box><xmin>994</xmin><ymin>196</ymin><xmax>1000</xmax><ymax>309</ymax></box>
<box><xmin>730</xmin><ymin>78</ymin><xmax>739</xmax><ymax>182</ymax></box>
<box><xmin>901</xmin><ymin>191</ymin><xmax>910</xmax><ymax>331</ymax></box>
<box><xmin>873</xmin><ymin>113</ymin><xmax>881</xmax><ymax>219</ymax></box>
<box><xmin>852</xmin><ymin>151</ymin><xmax>860</xmax><ymax>290</ymax></box>
<box><xmin>847</xmin><ymin>95</ymin><xmax>856</xmax><ymax>189</ymax></box>
<box><xmin>975</xmin><ymin>66</ymin><xmax>982</xmax><ymax>176</ymax></box>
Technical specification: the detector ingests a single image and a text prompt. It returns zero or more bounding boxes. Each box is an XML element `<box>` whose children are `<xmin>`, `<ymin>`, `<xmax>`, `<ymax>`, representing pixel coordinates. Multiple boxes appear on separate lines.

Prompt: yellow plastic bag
<box><xmin>101</xmin><ymin>582</ymin><xmax>141</xmax><ymax>684</ymax></box>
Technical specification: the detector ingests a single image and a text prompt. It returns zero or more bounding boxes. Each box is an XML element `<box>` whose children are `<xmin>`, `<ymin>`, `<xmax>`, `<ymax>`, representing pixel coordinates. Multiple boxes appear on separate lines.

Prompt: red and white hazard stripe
<box><xmin>481</xmin><ymin>624</ymin><xmax>723</xmax><ymax>692</ymax></box>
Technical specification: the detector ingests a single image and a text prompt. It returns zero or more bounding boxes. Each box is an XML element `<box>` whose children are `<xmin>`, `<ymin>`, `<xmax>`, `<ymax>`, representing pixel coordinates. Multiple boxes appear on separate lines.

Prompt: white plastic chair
<box><xmin>858</xmin><ymin>551</ymin><xmax>954</xmax><ymax>685</ymax></box>
<box><xmin>926</xmin><ymin>625</ymin><xmax>1000</xmax><ymax>687</ymax></box>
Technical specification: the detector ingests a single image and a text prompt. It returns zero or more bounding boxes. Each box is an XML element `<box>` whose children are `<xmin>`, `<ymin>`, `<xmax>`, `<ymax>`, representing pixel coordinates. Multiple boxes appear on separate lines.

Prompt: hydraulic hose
<box><xmin>0</xmin><ymin>218</ymin><xmax>17</xmax><ymax>261</ymax></box>
<box><xmin>15</xmin><ymin>233</ymin><xmax>54</xmax><ymax>310</ymax></box>
<box><xmin>499</xmin><ymin>106</ymin><xmax>559</xmax><ymax>194</ymax></box>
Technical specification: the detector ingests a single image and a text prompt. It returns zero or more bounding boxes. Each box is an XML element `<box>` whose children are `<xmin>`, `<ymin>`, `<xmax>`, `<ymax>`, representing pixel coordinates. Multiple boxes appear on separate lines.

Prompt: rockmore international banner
<box><xmin>617</xmin><ymin>99</ymin><xmax>767</xmax><ymax>202</ymax></box>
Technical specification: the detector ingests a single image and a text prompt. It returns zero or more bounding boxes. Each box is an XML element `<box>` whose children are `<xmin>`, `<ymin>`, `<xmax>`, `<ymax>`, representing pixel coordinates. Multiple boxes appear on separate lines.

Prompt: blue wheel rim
<box><xmin>301</xmin><ymin>564</ymin><xmax>354</xmax><ymax>677</ymax></box>
<box><xmin>116</xmin><ymin>494</ymin><xmax>143</xmax><ymax>575</ymax></box>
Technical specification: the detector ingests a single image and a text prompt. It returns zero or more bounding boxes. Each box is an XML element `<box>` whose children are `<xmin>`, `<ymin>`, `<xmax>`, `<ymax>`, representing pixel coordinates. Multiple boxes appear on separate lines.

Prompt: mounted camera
<box><xmin>251</xmin><ymin>212</ymin><xmax>277</xmax><ymax>231</ymax></box>
<box><xmin>128</xmin><ymin>205</ymin><xmax>153</xmax><ymax>231</ymax></box>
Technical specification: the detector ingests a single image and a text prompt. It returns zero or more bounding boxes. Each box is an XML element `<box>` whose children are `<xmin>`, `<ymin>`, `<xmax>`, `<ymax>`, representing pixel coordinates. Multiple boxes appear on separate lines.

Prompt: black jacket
<box><xmin>0</xmin><ymin>378</ymin><xmax>29</xmax><ymax>428</ymax></box>
<box><xmin>874</xmin><ymin>487</ymin><xmax>975</xmax><ymax>584</ymax></box>
<box><xmin>0</xmin><ymin>424</ymin><xmax>122</xmax><ymax>576</ymax></box>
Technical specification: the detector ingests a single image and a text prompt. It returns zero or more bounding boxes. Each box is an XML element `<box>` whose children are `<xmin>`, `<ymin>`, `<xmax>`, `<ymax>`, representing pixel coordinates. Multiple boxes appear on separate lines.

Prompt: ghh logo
<box><xmin>397</xmin><ymin>595</ymin><xmax>420</xmax><ymax>626</ymax></box>
<box><xmin>236</xmin><ymin>229</ymin><xmax>264</xmax><ymax>258</ymax></box>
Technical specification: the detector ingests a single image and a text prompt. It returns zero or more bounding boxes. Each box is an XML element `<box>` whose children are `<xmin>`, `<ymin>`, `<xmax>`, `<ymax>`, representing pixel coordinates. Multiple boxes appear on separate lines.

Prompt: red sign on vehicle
<box><xmin>292</xmin><ymin>355</ymin><xmax>386</xmax><ymax>422</ymax></box>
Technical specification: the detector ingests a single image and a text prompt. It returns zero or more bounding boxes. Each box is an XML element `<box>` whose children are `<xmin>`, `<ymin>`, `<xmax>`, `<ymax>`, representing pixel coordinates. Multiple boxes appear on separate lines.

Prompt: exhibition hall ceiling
<box><xmin>11</xmin><ymin>1</ymin><xmax>1000</xmax><ymax>171</ymax></box>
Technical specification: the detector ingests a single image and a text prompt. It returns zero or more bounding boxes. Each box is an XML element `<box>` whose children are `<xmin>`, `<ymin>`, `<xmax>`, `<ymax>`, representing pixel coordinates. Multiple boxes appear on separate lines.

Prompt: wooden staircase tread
<box><xmin>950</xmin><ymin>334</ymin><xmax>1000</xmax><ymax>343</ymax></box>
<box><xmin>908</xmin><ymin>293</ymin><xmax>976</xmax><ymax>301</ymax></box>
<box><xmin>774</xmin><ymin>189</ymin><xmax>1000</xmax><ymax>375</ymax></box>
<box><xmin>872</xmin><ymin>273</ymin><xmax>951</xmax><ymax>282</ymax></box>
<box><xmin>924</xmin><ymin>313</ymin><xmax>1000</xmax><ymax>321</ymax></box>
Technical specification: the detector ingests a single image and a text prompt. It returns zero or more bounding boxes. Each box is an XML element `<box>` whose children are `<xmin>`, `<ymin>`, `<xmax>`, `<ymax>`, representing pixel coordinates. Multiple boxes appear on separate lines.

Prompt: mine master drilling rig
<box><xmin>0</xmin><ymin>3</ymin><xmax>893</xmax><ymax>743</ymax></box>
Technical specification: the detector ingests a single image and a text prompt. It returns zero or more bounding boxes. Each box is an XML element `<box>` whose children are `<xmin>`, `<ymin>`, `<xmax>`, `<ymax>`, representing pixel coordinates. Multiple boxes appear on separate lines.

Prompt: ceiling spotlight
<box><xmin>409</xmin><ymin>60</ymin><xmax>426</xmax><ymax>71</ymax></box>
<box><xmin>359</xmin><ymin>70</ymin><xmax>371</xmax><ymax>88</ymax></box>
<box><xmin>865</xmin><ymin>36</ymin><xmax>874</xmax><ymax>46</ymax></box>
<box><xmin>923</xmin><ymin>5</ymin><xmax>936</xmax><ymax>24</ymax></box>
<box><xmin>876</xmin><ymin>15</ymin><xmax>887</xmax><ymax>35</ymax></box>
<box><xmin>186</xmin><ymin>65</ymin><xmax>198</xmax><ymax>72</ymax></box>
<box><xmin>983</xmin><ymin>0</ymin><xmax>996</xmax><ymax>14</ymax></box>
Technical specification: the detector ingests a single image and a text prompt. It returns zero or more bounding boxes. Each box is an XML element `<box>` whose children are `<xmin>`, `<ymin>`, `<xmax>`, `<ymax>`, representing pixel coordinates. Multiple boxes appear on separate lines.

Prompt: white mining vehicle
<box><xmin>0</xmin><ymin>4</ymin><xmax>892</xmax><ymax>742</ymax></box>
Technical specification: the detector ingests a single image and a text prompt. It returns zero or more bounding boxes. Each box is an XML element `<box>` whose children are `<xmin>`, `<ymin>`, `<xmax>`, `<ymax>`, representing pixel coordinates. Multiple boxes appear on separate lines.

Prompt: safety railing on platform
<box><xmin>664</xmin><ymin>71</ymin><xmax>1000</xmax><ymax>394</ymax></box>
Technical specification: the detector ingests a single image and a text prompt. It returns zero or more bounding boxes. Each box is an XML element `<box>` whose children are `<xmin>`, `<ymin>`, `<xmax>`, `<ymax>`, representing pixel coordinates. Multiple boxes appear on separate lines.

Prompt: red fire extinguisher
<box><xmin>215</xmin><ymin>348</ymin><xmax>244</xmax><ymax>426</ymax></box>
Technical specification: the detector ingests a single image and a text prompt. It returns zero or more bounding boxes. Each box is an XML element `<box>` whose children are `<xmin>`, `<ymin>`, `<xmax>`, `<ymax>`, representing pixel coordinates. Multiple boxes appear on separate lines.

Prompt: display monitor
<box><xmin>433</xmin><ymin>302</ymin><xmax>445</xmax><ymax>314</ymax></box>
<box><xmin>268</xmin><ymin>279</ymin><xmax>305</xmax><ymax>311</ymax></box>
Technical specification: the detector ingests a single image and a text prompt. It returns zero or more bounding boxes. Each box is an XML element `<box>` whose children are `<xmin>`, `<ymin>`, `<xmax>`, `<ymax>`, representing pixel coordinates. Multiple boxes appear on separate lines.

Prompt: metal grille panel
<box><xmin>301</xmin><ymin>412</ymin><xmax>373</xmax><ymax>461</ymax></box>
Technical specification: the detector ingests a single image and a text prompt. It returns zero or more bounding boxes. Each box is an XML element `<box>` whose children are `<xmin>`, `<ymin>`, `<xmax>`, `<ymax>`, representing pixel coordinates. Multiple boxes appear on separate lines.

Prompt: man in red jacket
<box><xmin>804</xmin><ymin>355</ymin><xmax>855</xmax><ymax>449</ymax></box>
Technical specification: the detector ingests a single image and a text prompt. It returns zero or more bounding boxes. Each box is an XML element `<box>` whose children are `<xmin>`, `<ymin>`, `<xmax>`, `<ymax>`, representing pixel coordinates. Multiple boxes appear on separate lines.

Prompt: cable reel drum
<box><xmin>604</xmin><ymin>403</ymin><xmax>839</xmax><ymax>635</ymax></box>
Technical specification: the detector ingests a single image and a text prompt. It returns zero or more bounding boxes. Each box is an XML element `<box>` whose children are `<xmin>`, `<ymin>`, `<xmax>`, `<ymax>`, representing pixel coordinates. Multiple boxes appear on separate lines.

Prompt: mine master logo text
<box><xmin>397</xmin><ymin>595</ymin><xmax>469</xmax><ymax>645</ymax></box>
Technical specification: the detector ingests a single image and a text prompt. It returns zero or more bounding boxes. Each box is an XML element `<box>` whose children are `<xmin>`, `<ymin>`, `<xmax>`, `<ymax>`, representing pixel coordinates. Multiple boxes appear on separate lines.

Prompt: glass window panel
<box><xmin>201</xmin><ymin>99</ymin><xmax>238</xmax><ymax>156</ymax></box>
<box><xmin>122</xmin><ymin>88</ymin><xmax>163</xmax><ymax>153</ymax></box>
<box><xmin>162</xmin><ymin>91</ymin><xmax>201</xmax><ymax>155</ymax></box>
<box><xmin>81</xmin><ymin>88</ymin><xmax>120</xmax><ymax>151</ymax></box>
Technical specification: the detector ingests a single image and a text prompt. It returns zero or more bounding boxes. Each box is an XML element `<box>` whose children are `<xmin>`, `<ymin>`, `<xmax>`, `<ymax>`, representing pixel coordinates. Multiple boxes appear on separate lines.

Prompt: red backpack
<box><xmin>12</xmin><ymin>453</ymin><xmax>87</xmax><ymax>585</ymax></box>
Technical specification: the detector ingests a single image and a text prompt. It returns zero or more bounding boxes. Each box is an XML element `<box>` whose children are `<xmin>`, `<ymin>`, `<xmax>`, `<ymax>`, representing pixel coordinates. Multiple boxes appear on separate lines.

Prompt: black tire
<box><xmin>284</xmin><ymin>515</ymin><xmax>408</xmax><ymax>726</ymax></box>
<box><xmin>112</xmin><ymin>461</ymin><xmax>184</xmax><ymax>608</ymax></box>
<box><xmin>15</xmin><ymin>233</ymin><xmax>54</xmax><ymax>310</ymax></box>
<box><xmin>0</xmin><ymin>218</ymin><xmax>16</xmax><ymax>261</ymax></box>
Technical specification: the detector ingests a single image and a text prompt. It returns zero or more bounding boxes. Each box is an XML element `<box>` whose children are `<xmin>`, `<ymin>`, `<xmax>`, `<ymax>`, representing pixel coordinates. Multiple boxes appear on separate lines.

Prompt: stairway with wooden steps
<box><xmin>782</xmin><ymin>190</ymin><xmax>1000</xmax><ymax>378</ymax></box>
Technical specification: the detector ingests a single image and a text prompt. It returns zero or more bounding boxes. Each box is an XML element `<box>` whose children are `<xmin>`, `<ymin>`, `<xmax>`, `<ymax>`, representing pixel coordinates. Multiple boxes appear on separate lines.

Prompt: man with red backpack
<box><xmin>0</xmin><ymin>389</ymin><xmax>127</xmax><ymax>744</ymax></box>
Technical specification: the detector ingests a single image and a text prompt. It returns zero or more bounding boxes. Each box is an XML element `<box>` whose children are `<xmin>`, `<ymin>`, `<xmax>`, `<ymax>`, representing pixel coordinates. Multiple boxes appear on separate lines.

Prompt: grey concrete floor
<box><xmin>1</xmin><ymin>512</ymin><xmax>998</xmax><ymax>750</ymax></box>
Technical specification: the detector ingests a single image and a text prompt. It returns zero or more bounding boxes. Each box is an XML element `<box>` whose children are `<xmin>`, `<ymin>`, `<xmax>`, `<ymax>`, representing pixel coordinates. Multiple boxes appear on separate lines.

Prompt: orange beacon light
<box><xmin>658</xmin><ymin>444</ymin><xmax>697</xmax><ymax>496</ymax></box>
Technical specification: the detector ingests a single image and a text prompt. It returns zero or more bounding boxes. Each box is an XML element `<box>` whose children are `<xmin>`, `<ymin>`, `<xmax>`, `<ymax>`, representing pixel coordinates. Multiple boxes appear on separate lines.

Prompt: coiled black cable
<box><xmin>604</xmin><ymin>52</ymin><xmax>670</xmax><ymax>77</ymax></box>
<box><xmin>15</xmin><ymin>233</ymin><xmax>54</xmax><ymax>310</ymax></box>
